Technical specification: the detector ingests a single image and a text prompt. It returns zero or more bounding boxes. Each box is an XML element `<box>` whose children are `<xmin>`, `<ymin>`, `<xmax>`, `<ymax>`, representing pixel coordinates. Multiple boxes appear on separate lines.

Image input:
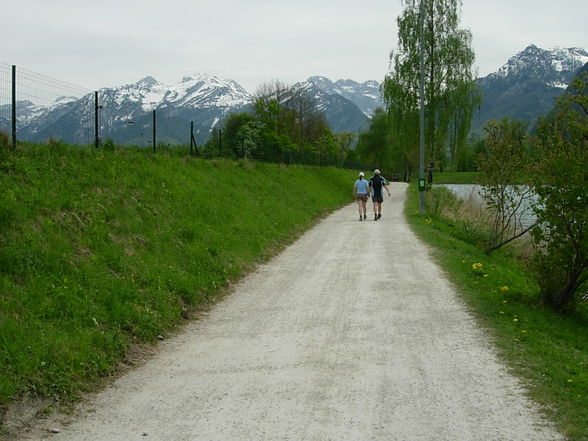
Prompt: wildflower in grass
<box><xmin>425</xmin><ymin>217</ymin><xmax>432</xmax><ymax>224</ymax></box>
<box><xmin>499</xmin><ymin>286</ymin><xmax>509</xmax><ymax>291</ymax></box>
<box><xmin>500</xmin><ymin>311</ymin><xmax>505</xmax><ymax>314</ymax></box>
<box><xmin>471</xmin><ymin>262</ymin><xmax>485</xmax><ymax>276</ymax></box>
<box><xmin>513</xmin><ymin>318</ymin><xmax>519</xmax><ymax>322</ymax></box>
<box><xmin>522</xmin><ymin>330</ymin><xmax>527</xmax><ymax>333</ymax></box>
<box><xmin>483</xmin><ymin>274</ymin><xmax>490</xmax><ymax>278</ymax></box>
<box><xmin>567</xmin><ymin>379</ymin><xmax>574</xmax><ymax>383</ymax></box>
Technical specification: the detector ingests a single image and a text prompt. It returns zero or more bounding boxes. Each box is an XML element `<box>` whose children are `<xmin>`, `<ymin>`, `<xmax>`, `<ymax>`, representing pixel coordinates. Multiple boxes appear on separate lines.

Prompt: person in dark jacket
<box><xmin>368</xmin><ymin>169</ymin><xmax>390</xmax><ymax>221</ymax></box>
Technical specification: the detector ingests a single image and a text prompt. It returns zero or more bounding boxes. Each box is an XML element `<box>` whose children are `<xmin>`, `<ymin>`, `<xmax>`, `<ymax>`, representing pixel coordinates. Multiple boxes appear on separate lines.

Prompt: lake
<box><xmin>438</xmin><ymin>184</ymin><xmax>538</xmax><ymax>228</ymax></box>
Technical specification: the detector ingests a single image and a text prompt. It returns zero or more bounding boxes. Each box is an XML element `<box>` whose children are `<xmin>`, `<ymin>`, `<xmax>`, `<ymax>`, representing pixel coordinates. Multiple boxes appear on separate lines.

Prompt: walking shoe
<box><xmin>374</xmin><ymin>214</ymin><xmax>378</xmax><ymax>221</ymax></box>
<box><xmin>363</xmin><ymin>214</ymin><xmax>367</xmax><ymax>220</ymax></box>
<box><xmin>359</xmin><ymin>216</ymin><xmax>363</xmax><ymax>221</ymax></box>
<box><xmin>378</xmin><ymin>213</ymin><xmax>382</xmax><ymax>219</ymax></box>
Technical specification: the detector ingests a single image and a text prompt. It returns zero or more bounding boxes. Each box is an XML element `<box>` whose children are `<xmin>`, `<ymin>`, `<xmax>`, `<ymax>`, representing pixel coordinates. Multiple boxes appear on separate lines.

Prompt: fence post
<box><xmin>190</xmin><ymin>121</ymin><xmax>193</xmax><ymax>155</ymax></box>
<box><xmin>94</xmin><ymin>91</ymin><xmax>99</xmax><ymax>148</ymax></box>
<box><xmin>152</xmin><ymin>109</ymin><xmax>156</xmax><ymax>153</ymax></box>
<box><xmin>218</xmin><ymin>128</ymin><xmax>222</xmax><ymax>156</ymax></box>
<box><xmin>11</xmin><ymin>65</ymin><xmax>16</xmax><ymax>148</ymax></box>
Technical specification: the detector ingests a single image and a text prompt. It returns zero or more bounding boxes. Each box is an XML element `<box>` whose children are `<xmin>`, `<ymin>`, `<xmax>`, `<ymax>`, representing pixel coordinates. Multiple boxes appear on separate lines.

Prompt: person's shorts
<box><xmin>356</xmin><ymin>194</ymin><xmax>368</xmax><ymax>202</ymax></box>
<box><xmin>372</xmin><ymin>195</ymin><xmax>383</xmax><ymax>203</ymax></box>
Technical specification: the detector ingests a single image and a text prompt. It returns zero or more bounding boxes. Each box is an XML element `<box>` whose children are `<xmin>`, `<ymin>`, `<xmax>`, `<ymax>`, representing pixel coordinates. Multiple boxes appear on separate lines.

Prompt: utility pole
<box><xmin>418</xmin><ymin>0</ymin><xmax>426</xmax><ymax>214</ymax></box>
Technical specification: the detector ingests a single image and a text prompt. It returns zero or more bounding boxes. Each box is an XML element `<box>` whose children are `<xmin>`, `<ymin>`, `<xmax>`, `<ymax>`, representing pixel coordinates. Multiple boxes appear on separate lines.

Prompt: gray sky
<box><xmin>3</xmin><ymin>0</ymin><xmax>587</xmax><ymax>93</ymax></box>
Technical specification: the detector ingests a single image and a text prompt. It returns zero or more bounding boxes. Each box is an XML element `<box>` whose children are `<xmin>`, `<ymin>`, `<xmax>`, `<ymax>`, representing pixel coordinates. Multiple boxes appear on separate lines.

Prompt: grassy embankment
<box><xmin>0</xmin><ymin>144</ymin><xmax>357</xmax><ymax>413</ymax></box>
<box><xmin>406</xmin><ymin>175</ymin><xmax>587</xmax><ymax>441</ymax></box>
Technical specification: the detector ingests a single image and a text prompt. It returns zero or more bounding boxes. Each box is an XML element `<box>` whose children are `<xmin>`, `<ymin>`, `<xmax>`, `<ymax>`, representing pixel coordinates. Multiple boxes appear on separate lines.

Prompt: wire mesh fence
<box><xmin>0</xmin><ymin>63</ymin><xmax>371</xmax><ymax>170</ymax></box>
<box><xmin>0</xmin><ymin>62</ymin><xmax>94</xmax><ymax>147</ymax></box>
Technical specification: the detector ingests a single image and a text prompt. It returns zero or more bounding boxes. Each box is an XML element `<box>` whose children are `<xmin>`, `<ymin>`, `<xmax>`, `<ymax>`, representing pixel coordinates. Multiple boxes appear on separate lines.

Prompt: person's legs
<box><xmin>357</xmin><ymin>198</ymin><xmax>363</xmax><ymax>220</ymax></box>
<box><xmin>361</xmin><ymin>199</ymin><xmax>367</xmax><ymax>218</ymax></box>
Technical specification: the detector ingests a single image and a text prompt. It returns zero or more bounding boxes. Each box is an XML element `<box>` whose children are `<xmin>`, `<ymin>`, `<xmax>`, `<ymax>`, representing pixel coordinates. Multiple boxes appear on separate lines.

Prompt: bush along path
<box><xmin>10</xmin><ymin>182</ymin><xmax>564</xmax><ymax>441</ymax></box>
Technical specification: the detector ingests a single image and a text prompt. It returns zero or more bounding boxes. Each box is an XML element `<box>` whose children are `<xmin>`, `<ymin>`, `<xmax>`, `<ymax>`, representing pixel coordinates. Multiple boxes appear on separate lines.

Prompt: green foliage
<box><xmin>356</xmin><ymin>109</ymin><xmax>400</xmax><ymax>175</ymax></box>
<box><xmin>0</xmin><ymin>144</ymin><xmax>356</xmax><ymax>406</ymax></box>
<box><xmin>201</xmin><ymin>81</ymin><xmax>346</xmax><ymax>165</ymax></box>
<box><xmin>530</xmin><ymin>72</ymin><xmax>588</xmax><ymax>312</ymax></box>
<box><xmin>477</xmin><ymin>118</ymin><xmax>536</xmax><ymax>253</ymax></box>
<box><xmin>383</xmin><ymin>0</ymin><xmax>479</xmax><ymax>172</ymax></box>
<box><xmin>407</xmin><ymin>183</ymin><xmax>588</xmax><ymax>440</ymax></box>
<box><xmin>0</xmin><ymin>131</ymin><xmax>11</xmax><ymax>149</ymax></box>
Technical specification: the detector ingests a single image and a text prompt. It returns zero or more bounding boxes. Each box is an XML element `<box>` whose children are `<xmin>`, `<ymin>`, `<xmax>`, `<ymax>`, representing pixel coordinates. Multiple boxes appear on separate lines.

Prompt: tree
<box><xmin>356</xmin><ymin>108</ymin><xmax>392</xmax><ymax>169</ymax></box>
<box><xmin>477</xmin><ymin>118</ymin><xmax>536</xmax><ymax>253</ymax></box>
<box><xmin>383</xmin><ymin>0</ymin><xmax>479</xmax><ymax>172</ymax></box>
<box><xmin>222</xmin><ymin>112</ymin><xmax>255</xmax><ymax>156</ymax></box>
<box><xmin>530</xmin><ymin>71</ymin><xmax>588</xmax><ymax>311</ymax></box>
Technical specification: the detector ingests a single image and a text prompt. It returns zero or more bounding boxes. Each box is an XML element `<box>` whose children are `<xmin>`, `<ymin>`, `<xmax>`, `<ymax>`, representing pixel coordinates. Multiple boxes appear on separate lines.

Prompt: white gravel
<box><xmin>25</xmin><ymin>183</ymin><xmax>564</xmax><ymax>440</ymax></box>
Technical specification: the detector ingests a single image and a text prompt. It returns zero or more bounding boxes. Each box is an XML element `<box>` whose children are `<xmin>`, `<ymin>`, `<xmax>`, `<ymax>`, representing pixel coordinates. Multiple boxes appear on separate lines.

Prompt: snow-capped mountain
<box><xmin>9</xmin><ymin>74</ymin><xmax>380</xmax><ymax>145</ymax></box>
<box><xmin>290</xmin><ymin>78</ymin><xmax>371</xmax><ymax>133</ymax></box>
<box><xmin>12</xmin><ymin>74</ymin><xmax>253</xmax><ymax>145</ymax></box>
<box><xmin>103</xmin><ymin>74</ymin><xmax>251</xmax><ymax>113</ymax></box>
<box><xmin>303</xmin><ymin>76</ymin><xmax>384</xmax><ymax>117</ymax></box>
<box><xmin>489</xmin><ymin>45</ymin><xmax>588</xmax><ymax>88</ymax></box>
<box><xmin>473</xmin><ymin>45</ymin><xmax>588</xmax><ymax>134</ymax></box>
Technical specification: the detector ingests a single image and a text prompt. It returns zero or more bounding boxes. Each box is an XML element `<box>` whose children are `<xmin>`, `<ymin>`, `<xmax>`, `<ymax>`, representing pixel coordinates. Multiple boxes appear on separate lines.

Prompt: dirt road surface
<box><xmin>22</xmin><ymin>183</ymin><xmax>563</xmax><ymax>440</ymax></box>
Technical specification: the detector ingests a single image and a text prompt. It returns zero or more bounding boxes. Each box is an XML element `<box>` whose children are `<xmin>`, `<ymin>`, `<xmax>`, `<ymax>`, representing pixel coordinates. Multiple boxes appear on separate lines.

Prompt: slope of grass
<box><xmin>405</xmin><ymin>184</ymin><xmax>588</xmax><ymax>441</ymax></box>
<box><xmin>0</xmin><ymin>144</ymin><xmax>357</xmax><ymax>408</ymax></box>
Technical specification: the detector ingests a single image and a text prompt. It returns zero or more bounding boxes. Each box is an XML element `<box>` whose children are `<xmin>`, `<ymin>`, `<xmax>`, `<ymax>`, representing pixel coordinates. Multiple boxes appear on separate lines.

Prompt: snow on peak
<box><xmin>490</xmin><ymin>45</ymin><xmax>588</xmax><ymax>86</ymax></box>
<box><xmin>99</xmin><ymin>73</ymin><xmax>252</xmax><ymax>112</ymax></box>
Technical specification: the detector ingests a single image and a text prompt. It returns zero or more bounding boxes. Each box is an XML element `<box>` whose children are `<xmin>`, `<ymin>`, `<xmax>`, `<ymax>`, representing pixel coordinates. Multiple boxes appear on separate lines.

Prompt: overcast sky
<box><xmin>3</xmin><ymin>0</ymin><xmax>587</xmax><ymax>93</ymax></box>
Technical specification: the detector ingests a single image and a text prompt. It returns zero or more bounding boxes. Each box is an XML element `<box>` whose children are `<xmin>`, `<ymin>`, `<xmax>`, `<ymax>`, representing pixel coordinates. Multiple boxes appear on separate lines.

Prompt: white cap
<box><xmin>359</xmin><ymin>172</ymin><xmax>364</xmax><ymax>177</ymax></box>
<box><xmin>374</xmin><ymin>169</ymin><xmax>381</xmax><ymax>175</ymax></box>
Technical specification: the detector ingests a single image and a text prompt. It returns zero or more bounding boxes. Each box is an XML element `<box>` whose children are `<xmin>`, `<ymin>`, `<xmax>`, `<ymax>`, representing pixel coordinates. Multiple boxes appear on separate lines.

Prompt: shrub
<box><xmin>0</xmin><ymin>130</ymin><xmax>10</xmax><ymax>149</ymax></box>
<box><xmin>530</xmin><ymin>72</ymin><xmax>588</xmax><ymax>311</ymax></box>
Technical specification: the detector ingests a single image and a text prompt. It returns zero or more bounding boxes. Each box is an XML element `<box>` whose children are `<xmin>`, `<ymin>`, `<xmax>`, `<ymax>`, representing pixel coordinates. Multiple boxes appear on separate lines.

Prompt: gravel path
<box><xmin>26</xmin><ymin>183</ymin><xmax>563</xmax><ymax>440</ymax></box>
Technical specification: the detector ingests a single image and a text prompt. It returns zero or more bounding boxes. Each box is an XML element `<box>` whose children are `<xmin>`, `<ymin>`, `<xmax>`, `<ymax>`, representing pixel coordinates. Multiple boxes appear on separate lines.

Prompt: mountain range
<box><xmin>3</xmin><ymin>45</ymin><xmax>587</xmax><ymax>146</ymax></box>
<box><xmin>472</xmin><ymin>45</ymin><xmax>588</xmax><ymax>134</ymax></box>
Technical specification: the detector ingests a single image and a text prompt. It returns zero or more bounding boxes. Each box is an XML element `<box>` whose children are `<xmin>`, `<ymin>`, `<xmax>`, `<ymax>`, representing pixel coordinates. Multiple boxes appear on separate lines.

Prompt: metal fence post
<box><xmin>190</xmin><ymin>121</ymin><xmax>194</xmax><ymax>155</ymax></box>
<box><xmin>11</xmin><ymin>65</ymin><xmax>16</xmax><ymax>148</ymax></box>
<box><xmin>152</xmin><ymin>109</ymin><xmax>156</xmax><ymax>153</ymax></box>
<box><xmin>94</xmin><ymin>91</ymin><xmax>99</xmax><ymax>148</ymax></box>
<box><xmin>218</xmin><ymin>128</ymin><xmax>222</xmax><ymax>156</ymax></box>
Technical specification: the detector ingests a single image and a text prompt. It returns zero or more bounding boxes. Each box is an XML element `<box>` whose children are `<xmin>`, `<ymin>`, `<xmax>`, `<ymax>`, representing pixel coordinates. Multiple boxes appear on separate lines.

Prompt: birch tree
<box><xmin>383</xmin><ymin>0</ymin><xmax>479</xmax><ymax>171</ymax></box>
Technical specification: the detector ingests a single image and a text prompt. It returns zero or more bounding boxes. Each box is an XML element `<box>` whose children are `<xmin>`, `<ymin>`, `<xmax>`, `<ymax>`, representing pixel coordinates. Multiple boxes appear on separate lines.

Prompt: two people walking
<box><xmin>353</xmin><ymin>169</ymin><xmax>391</xmax><ymax>221</ymax></box>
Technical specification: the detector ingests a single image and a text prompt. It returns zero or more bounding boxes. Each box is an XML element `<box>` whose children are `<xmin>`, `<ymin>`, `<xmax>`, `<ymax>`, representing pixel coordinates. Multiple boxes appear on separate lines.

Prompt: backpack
<box><xmin>370</xmin><ymin>176</ymin><xmax>384</xmax><ymax>194</ymax></box>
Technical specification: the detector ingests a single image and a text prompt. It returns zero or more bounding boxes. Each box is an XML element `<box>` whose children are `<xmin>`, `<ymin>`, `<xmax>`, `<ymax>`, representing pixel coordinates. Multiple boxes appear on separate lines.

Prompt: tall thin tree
<box><xmin>383</xmin><ymin>0</ymin><xmax>479</xmax><ymax>171</ymax></box>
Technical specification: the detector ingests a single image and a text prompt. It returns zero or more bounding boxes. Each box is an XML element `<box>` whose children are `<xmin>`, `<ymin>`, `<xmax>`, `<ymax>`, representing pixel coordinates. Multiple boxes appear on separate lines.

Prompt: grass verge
<box><xmin>0</xmin><ymin>144</ymin><xmax>357</xmax><ymax>414</ymax></box>
<box><xmin>405</xmin><ymin>183</ymin><xmax>587</xmax><ymax>440</ymax></box>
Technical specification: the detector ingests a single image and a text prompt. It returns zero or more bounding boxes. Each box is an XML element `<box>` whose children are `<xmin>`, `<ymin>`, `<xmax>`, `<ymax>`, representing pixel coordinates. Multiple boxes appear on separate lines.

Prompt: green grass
<box><xmin>0</xmin><ymin>144</ymin><xmax>357</xmax><ymax>407</ymax></box>
<box><xmin>406</xmin><ymin>183</ymin><xmax>588</xmax><ymax>441</ymax></box>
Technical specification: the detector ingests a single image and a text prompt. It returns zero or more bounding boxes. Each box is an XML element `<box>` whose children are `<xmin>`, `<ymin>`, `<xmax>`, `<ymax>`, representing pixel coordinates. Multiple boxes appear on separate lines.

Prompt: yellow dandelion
<box><xmin>513</xmin><ymin>318</ymin><xmax>519</xmax><ymax>322</ymax></box>
<box><xmin>567</xmin><ymin>379</ymin><xmax>574</xmax><ymax>383</ymax></box>
<box><xmin>499</xmin><ymin>286</ymin><xmax>509</xmax><ymax>291</ymax></box>
<box><xmin>483</xmin><ymin>274</ymin><xmax>490</xmax><ymax>278</ymax></box>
